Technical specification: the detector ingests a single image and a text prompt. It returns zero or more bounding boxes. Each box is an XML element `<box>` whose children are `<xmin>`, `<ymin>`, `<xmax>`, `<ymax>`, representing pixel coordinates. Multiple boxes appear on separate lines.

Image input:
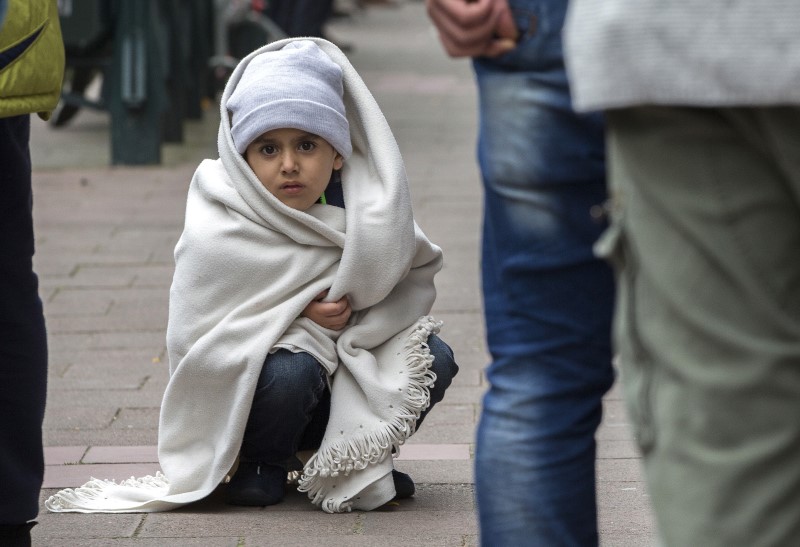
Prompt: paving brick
<box><xmin>429</xmin><ymin>312</ymin><xmax>489</xmax><ymax>374</ymax></box>
<box><xmin>43</xmin><ymin>463</ymin><xmax>162</xmax><ymax>489</ymax></box>
<box><xmin>414</xmin><ymin>404</ymin><xmax>475</xmax><ymax>428</ymax></box>
<box><xmin>43</xmin><ymin>405</ymin><xmax>118</xmax><ymax>431</ymax></box>
<box><xmin>51</xmin><ymin>362</ymin><xmax>150</xmax><ymax>390</ymax></box>
<box><xmin>598</xmin><ymin>439</ymin><xmax>641</xmax><ymax>459</ymax></box>
<box><xmin>36</xmin><ymin>253</ymin><xmax>154</xmax><ymax>282</ymax></box>
<box><xmin>46</xmin><ymin>308</ymin><xmax>169</xmax><ymax>335</ymax></box>
<box><xmin>67</xmin><ymin>264</ymin><xmax>139</xmax><ymax>288</ymax></box>
<box><xmin>597</xmin><ymin>421</ymin><xmax>636</xmax><ymax>441</ymax></box>
<box><xmin>131</xmin><ymin>264</ymin><xmax>176</xmax><ymax>287</ymax></box>
<box><xmin>362</xmin><ymin>510</ymin><xmax>478</xmax><ymax>536</ymax></box>
<box><xmin>249</xmin><ymin>536</ymin><xmax>469</xmax><ymax>547</ymax></box>
<box><xmin>107</xmin><ymin>297</ymin><xmax>170</xmax><ymax>327</ymax></box>
<box><xmin>43</xmin><ymin>288</ymin><xmax>114</xmax><ymax>316</ymax></box>
<box><xmin>431</xmin><ymin>285</ymin><xmax>482</xmax><ymax>316</ymax></box>
<box><xmin>603</xmin><ymin>398</ymin><xmax>633</xmax><ymax>423</ymax></box>
<box><xmin>35</xmin><ymin>538</ymin><xmax>239</xmax><ymax>547</ymax></box>
<box><xmin>33</xmin><ymin>511</ymin><xmax>143</xmax><ymax>541</ymax></box>
<box><xmin>43</xmin><ymin>445</ymin><xmax>86</xmax><ymax>465</ymax></box>
<box><xmin>597</xmin><ymin>481</ymin><xmax>658</xmax><ymax>547</ymax></box>
<box><xmin>434</xmin><ymin>386</ymin><xmax>487</xmax><ymax>405</ymax></box>
<box><xmin>394</xmin><ymin>460</ymin><xmax>473</xmax><ymax>485</ymax></box>
<box><xmin>377</xmin><ymin>483</ymin><xmax>474</xmax><ymax>512</ymax></box>
<box><xmin>87</xmin><ymin>330</ymin><xmax>167</xmax><ymax>351</ymax></box>
<box><xmin>83</xmin><ymin>445</ymin><xmax>159</xmax><ymax>464</ymax></box>
<box><xmin>47</xmin><ymin>347</ymin><xmax>162</xmax><ymax>369</ymax></box>
<box><xmin>138</xmin><ymin>505</ymin><xmax>361</xmax><ymax>537</ymax></box>
<box><xmin>44</xmin><ymin>428</ymin><xmax>160</xmax><ymax>447</ymax></box>
<box><xmin>395</xmin><ymin>443</ymin><xmax>471</xmax><ymax>461</ymax></box>
<box><xmin>409</xmin><ymin>423</ymin><xmax>475</xmax><ymax>444</ymax></box>
<box><xmin>597</xmin><ymin>458</ymin><xmax>646</xmax><ymax>483</ymax></box>
<box><xmin>605</xmin><ymin>375</ymin><xmax>627</xmax><ymax>400</ymax></box>
<box><xmin>46</xmin><ymin>332</ymin><xmax>94</xmax><ymax>353</ymax></box>
<box><xmin>100</xmin><ymin>229</ymin><xmax>181</xmax><ymax>255</ymax></box>
<box><xmin>449</xmin><ymin>368</ymin><xmax>483</xmax><ymax>388</ymax></box>
<box><xmin>110</xmin><ymin>407</ymin><xmax>160</xmax><ymax>430</ymax></box>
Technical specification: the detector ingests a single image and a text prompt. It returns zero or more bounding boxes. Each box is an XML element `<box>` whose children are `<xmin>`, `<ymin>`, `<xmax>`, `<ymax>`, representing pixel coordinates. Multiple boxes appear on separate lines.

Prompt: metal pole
<box><xmin>108</xmin><ymin>0</ymin><xmax>165</xmax><ymax>165</ymax></box>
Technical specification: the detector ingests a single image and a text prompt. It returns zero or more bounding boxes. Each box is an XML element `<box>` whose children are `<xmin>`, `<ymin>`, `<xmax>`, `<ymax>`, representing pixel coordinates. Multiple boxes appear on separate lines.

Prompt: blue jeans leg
<box><xmin>472</xmin><ymin>1</ymin><xmax>615</xmax><ymax>544</ymax></box>
<box><xmin>243</xmin><ymin>336</ymin><xmax>459</xmax><ymax>464</ymax></box>
<box><xmin>240</xmin><ymin>349</ymin><xmax>328</xmax><ymax>466</ymax></box>
<box><xmin>416</xmin><ymin>334</ymin><xmax>458</xmax><ymax>429</ymax></box>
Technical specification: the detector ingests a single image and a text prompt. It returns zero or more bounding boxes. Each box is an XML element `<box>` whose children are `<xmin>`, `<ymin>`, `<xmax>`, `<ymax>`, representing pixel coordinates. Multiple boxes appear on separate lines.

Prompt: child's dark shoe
<box><xmin>392</xmin><ymin>469</ymin><xmax>415</xmax><ymax>499</ymax></box>
<box><xmin>227</xmin><ymin>462</ymin><xmax>286</xmax><ymax>506</ymax></box>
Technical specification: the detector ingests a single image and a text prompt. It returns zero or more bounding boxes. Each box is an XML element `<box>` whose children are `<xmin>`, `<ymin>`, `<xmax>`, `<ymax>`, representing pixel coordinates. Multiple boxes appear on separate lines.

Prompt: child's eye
<box><xmin>299</xmin><ymin>141</ymin><xmax>316</xmax><ymax>152</ymax></box>
<box><xmin>260</xmin><ymin>144</ymin><xmax>277</xmax><ymax>155</ymax></box>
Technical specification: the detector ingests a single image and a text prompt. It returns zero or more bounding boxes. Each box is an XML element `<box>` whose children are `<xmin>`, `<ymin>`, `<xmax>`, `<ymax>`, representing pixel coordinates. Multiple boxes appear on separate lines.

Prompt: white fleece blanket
<box><xmin>45</xmin><ymin>37</ymin><xmax>443</xmax><ymax>514</ymax></box>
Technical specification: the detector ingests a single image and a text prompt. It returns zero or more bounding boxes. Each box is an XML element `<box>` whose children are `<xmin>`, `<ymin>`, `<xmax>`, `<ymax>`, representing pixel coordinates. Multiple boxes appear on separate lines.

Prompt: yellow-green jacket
<box><xmin>0</xmin><ymin>0</ymin><xmax>64</xmax><ymax>119</ymax></box>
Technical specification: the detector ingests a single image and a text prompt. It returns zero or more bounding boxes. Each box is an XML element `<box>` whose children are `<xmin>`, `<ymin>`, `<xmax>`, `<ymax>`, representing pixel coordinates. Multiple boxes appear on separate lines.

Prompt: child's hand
<box><xmin>301</xmin><ymin>290</ymin><xmax>352</xmax><ymax>331</ymax></box>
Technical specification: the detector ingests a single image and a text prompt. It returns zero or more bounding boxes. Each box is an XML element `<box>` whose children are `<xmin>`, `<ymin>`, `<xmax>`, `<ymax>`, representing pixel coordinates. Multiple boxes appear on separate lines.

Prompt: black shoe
<box><xmin>227</xmin><ymin>462</ymin><xmax>286</xmax><ymax>506</ymax></box>
<box><xmin>392</xmin><ymin>469</ymin><xmax>415</xmax><ymax>499</ymax></box>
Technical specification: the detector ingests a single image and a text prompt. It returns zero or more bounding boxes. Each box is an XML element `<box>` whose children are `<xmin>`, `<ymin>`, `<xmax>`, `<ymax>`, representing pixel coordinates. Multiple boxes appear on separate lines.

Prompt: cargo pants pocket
<box><xmin>594</xmin><ymin>201</ymin><xmax>656</xmax><ymax>455</ymax></box>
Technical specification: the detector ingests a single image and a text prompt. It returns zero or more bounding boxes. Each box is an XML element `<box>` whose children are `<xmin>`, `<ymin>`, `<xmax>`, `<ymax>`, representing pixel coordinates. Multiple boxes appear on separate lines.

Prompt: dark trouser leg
<box><xmin>415</xmin><ymin>334</ymin><xmax>458</xmax><ymax>429</ymax></box>
<box><xmin>230</xmin><ymin>350</ymin><xmax>327</xmax><ymax>505</ymax></box>
<box><xmin>266</xmin><ymin>0</ymin><xmax>333</xmax><ymax>37</ymax></box>
<box><xmin>295</xmin><ymin>334</ymin><xmax>459</xmax><ymax>452</ymax></box>
<box><xmin>240</xmin><ymin>349</ymin><xmax>328</xmax><ymax>466</ymax></box>
<box><xmin>0</xmin><ymin>116</ymin><xmax>48</xmax><ymax>530</ymax></box>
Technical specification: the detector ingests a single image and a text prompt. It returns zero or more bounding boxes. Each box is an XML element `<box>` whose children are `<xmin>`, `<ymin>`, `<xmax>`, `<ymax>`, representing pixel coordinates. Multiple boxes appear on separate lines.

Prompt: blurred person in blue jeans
<box><xmin>0</xmin><ymin>1</ymin><xmax>64</xmax><ymax>545</ymax></box>
<box><xmin>426</xmin><ymin>0</ymin><xmax>614</xmax><ymax>545</ymax></box>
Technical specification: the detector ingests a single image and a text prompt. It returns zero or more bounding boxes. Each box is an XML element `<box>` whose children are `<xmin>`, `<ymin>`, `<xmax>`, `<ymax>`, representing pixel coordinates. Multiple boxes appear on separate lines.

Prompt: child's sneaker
<box><xmin>227</xmin><ymin>462</ymin><xmax>286</xmax><ymax>506</ymax></box>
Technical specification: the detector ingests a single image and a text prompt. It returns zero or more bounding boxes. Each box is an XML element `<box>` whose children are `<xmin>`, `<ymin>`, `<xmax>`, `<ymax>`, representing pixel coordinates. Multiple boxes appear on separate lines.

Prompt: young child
<box><xmin>222</xmin><ymin>39</ymin><xmax>458</xmax><ymax>507</ymax></box>
<box><xmin>46</xmin><ymin>38</ymin><xmax>457</xmax><ymax>514</ymax></box>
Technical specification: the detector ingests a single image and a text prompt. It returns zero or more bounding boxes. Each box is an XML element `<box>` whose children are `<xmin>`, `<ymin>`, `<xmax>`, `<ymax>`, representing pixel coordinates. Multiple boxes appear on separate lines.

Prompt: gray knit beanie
<box><xmin>227</xmin><ymin>40</ymin><xmax>352</xmax><ymax>159</ymax></box>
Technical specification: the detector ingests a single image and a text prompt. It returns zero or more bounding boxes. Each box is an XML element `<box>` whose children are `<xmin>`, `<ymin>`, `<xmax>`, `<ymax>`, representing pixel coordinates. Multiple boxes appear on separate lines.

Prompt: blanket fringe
<box><xmin>298</xmin><ymin>316</ymin><xmax>441</xmax><ymax>512</ymax></box>
<box><xmin>44</xmin><ymin>472</ymin><xmax>169</xmax><ymax>512</ymax></box>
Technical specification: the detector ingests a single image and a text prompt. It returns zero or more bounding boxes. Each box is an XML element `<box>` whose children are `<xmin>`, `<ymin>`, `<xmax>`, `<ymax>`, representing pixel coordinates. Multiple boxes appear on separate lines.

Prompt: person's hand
<box><xmin>301</xmin><ymin>290</ymin><xmax>352</xmax><ymax>331</ymax></box>
<box><xmin>425</xmin><ymin>0</ymin><xmax>518</xmax><ymax>58</ymax></box>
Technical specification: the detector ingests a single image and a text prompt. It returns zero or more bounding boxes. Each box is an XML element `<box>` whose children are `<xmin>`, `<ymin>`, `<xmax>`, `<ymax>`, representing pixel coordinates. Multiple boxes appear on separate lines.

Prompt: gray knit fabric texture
<box><xmin>227</xmin><ymin>40</ymin><xmax>352</xmax><ymax>158</ymax></box>
<box><xmin>564</xmin><ymin>0</ymin><xmax>800</xmax><ymax>112</ymax></box>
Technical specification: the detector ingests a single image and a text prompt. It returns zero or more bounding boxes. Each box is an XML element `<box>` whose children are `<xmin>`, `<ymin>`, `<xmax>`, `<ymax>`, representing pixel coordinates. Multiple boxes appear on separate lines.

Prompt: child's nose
<box><xmin>280</xmin><ymin>152</ymin><xmax>299</xmax><ymax>173</ymax></box>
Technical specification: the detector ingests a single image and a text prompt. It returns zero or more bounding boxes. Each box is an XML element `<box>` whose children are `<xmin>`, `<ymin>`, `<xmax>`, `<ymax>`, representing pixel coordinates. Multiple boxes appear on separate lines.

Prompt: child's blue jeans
<box><xmin>240</xmin><ymin>334</ymin><xmax>458</xmax><ymax>466</ymax></box>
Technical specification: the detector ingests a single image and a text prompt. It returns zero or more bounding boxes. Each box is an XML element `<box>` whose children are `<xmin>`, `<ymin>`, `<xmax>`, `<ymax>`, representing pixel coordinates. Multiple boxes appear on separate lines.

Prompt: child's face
<box><xmin>244</xmin><ymin>128</ymin><xmax>344</xmax><ymax>211</ymax></box>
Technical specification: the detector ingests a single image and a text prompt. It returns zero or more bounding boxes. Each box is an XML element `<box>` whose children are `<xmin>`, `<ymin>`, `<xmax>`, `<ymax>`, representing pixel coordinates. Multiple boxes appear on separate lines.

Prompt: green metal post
<box><xmin>107</xmin><ymin>0</ymin><xmax>166</xmax><ymax>165</ymax></box>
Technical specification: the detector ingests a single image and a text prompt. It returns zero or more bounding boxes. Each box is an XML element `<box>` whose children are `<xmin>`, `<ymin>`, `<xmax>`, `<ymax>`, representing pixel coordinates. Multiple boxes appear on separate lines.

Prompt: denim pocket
<box><xmin>595</xmin><ymin>206</ymin><xmax>657</xmax><ymax>454</ymax></box>
<box><xmin>493</xmin><ymin>0</ymin><xmax>564</xmax><ymax>70</ymax></box>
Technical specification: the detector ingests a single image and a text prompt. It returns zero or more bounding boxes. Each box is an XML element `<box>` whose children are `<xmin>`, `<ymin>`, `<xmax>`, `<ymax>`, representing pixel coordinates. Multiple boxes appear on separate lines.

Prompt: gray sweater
<box><xmin>563</xmin><ymin>0</ymin><xmax>800</xmax><ymax>112</ymax></box>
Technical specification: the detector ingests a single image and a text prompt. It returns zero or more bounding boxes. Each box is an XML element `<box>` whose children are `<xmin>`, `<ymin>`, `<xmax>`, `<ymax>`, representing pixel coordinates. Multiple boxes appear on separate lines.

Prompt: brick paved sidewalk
<box><xmin>28</xmin><ymin>3</ymin><xmax>655</xmax><ymax>545</ymax></box>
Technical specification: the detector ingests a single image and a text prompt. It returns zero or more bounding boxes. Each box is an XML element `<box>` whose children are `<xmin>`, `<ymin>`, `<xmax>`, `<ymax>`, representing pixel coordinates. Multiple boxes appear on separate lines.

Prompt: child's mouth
<box><xmin>281</xmin><ymin>182</ymin><xmax>304</xmax><ymax>194</ymax></box>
